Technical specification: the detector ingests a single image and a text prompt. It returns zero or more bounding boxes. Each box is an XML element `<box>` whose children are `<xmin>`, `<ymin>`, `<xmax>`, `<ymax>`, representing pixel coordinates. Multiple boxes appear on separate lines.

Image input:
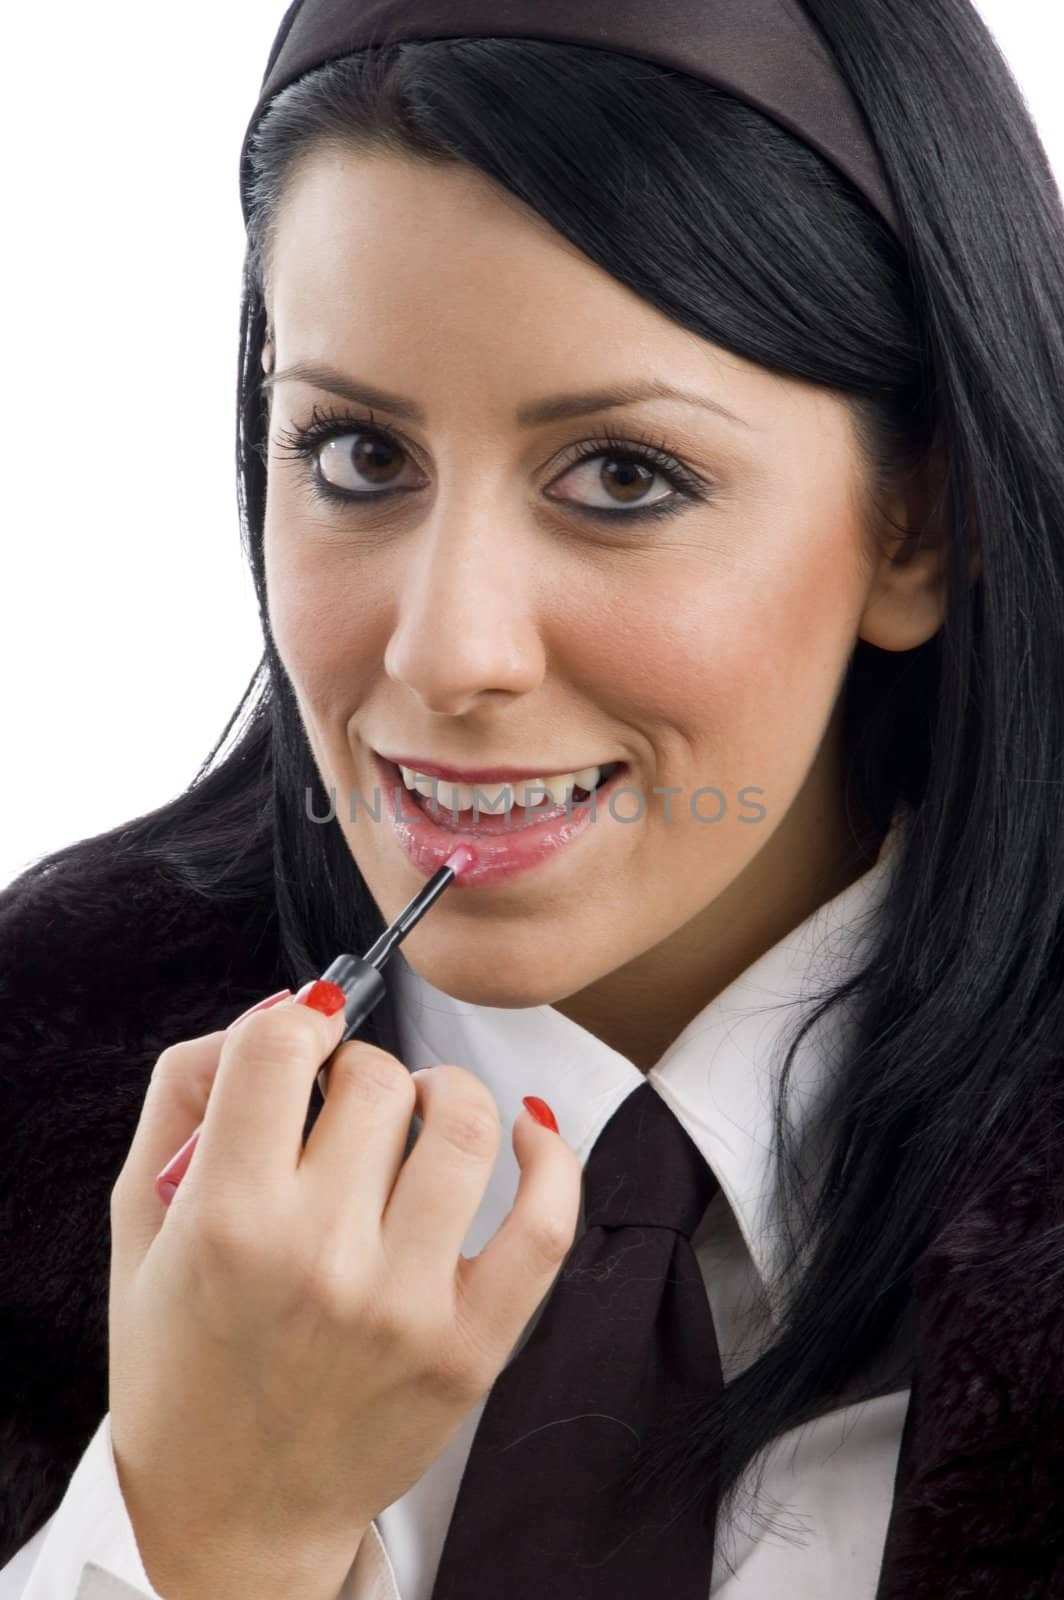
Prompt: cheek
<box><xmin>604</xmin><ymin>510</ymin><xmax>866</xmax><ymax>794</ymax></box>
<box><xmin>264</xmin><ymin>521</ymin><xmax>393</xmax><ymax>717</ymax></box>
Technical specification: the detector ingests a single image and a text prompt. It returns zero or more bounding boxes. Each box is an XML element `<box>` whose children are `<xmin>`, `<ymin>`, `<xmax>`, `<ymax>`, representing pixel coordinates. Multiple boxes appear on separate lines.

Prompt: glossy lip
<box><xmin>376</xmin><ymin>751</ymin><xmax>619</xmax><ymax>784</ymax></box>
<box><xmin>371</xmin><ymin>750</ymin><xmax>630</xmax><ymax>888</ymax></box>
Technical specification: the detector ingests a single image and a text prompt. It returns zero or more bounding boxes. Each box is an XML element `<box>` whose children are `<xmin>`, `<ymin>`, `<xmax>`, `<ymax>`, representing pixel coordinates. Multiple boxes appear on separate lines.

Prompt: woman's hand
<box><xmin>108</xmin><ymin>989</ymin><xmax>582</xmax><ymax>1600</ymax></box>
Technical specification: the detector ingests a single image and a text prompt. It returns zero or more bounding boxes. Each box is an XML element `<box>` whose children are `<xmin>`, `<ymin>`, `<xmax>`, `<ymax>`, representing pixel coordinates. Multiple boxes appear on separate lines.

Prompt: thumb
<box><xmin>111</xmin><ymin>989</ymin><xmax>292</xmax><ymax>1259</ymax></box>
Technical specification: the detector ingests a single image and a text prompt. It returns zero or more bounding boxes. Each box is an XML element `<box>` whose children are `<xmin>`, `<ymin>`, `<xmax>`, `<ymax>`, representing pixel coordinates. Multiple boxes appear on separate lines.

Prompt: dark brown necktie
<box><xmin>429</xmin><ymin>1079</ymin><xmax>724</xmax><ymax>1598</ymax></box>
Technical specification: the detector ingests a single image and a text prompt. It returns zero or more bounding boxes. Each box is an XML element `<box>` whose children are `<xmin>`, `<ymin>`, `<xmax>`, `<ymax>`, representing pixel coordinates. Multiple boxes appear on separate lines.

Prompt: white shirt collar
<box><xmin>389</xmin><ymin>816</ymin><xmax>906</xmax><ymax>1308</ymax></box>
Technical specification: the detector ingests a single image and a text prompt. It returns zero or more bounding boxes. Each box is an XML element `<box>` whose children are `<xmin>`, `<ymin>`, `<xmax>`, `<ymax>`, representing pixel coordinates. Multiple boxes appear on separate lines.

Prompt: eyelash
<box><xmin>271</xmin><ymin>402</ymin><xmax>715</xmax><ymax>523</ymax></box>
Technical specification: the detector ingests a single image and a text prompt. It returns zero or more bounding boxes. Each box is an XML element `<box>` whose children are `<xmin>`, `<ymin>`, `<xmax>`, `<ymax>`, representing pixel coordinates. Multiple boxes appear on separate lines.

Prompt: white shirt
<box><xmin>4</xmin><ymin>819</ymin><xmax>911</xmax><ymax>1599</ymax></box>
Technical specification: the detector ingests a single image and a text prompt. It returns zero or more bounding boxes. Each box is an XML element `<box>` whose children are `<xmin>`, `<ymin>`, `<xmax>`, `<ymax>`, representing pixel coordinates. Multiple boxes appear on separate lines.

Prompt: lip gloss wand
<box><xmin>154</xmin><ymin>844</ymin><xmax>477</xmax><ymax>1205</ymax></box>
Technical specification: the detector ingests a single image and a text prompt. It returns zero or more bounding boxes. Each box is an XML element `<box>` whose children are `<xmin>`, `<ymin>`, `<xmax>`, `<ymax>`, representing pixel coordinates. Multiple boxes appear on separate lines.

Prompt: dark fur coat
<box><xmin>1</xmin><ymin>843</ymin><xmax>1062</xmax><ymax>1596</ymax></box>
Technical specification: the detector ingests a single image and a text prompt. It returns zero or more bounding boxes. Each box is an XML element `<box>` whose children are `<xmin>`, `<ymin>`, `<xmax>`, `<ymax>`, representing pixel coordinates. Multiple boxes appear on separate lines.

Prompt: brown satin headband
<box><xmin>239</xmin><ymin>0</ymin><xmax>899</xmax><ymax>236</ymax></box>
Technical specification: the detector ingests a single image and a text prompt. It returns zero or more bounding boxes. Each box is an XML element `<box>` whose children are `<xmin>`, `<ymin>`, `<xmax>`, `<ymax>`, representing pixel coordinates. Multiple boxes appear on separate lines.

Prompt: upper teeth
<box><xmin>397</xmin><ymin>764</ymin><xmax>609</xmax><ymax>812</ymax></box>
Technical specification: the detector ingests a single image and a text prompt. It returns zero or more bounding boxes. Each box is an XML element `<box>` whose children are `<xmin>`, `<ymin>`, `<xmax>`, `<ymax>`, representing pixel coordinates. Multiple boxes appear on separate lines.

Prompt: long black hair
<box><xmin>13</xmin><ymin>0</ymin><xmax>1064</xmax><ymax>1552</ymax></box>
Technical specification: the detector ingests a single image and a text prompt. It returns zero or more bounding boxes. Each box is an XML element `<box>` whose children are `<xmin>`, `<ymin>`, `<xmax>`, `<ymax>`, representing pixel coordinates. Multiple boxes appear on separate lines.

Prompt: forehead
<box><xmin>265</xmin><ymin>145</ymin><xmax>849</xmax><ymax>451</ymax></box>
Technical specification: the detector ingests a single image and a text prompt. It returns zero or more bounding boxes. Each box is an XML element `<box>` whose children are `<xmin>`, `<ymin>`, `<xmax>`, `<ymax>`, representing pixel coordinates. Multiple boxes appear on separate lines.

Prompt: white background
<box><xmin>2</xmin><ymin>3</ymin><xmax>1061</xmax><ymax>891</ymax></box>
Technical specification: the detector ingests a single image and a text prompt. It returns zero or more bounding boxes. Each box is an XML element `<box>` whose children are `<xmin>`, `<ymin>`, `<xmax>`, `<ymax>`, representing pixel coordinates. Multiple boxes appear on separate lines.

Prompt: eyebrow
<box><xmin>260</xmin><ymin>360</ymin><xmax>752</xmax><ymax>430</ymax></box>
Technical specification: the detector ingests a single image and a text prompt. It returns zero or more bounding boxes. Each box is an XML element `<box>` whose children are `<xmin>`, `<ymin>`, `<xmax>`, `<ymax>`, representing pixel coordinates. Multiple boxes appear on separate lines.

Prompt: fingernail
<box><xmin>157</xmin><ymin>988</ymin><xmax>297</xmax><ymax>1210</ymax></box>
<box><xmin>155</xmin><ymin>1125</ymin><xmax>201</xmax><ymax>1203</ymax></box>
<box><xmin>522</xmin><ymin>1095</ymin><xmax>559</xmax><ymax>1133</ymax></box>
<box><xmin>295</xmin><ymin>978</ymin><xmax>347</xmax><ymax>1016</ymax></box>
<box><xmin>227</xmin><ymin>988</ymin><xmax>292</xmax><ymax>1029</ymax></box>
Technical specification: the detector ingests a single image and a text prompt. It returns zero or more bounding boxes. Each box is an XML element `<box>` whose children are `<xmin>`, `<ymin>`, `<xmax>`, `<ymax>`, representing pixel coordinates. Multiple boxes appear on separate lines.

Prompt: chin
<box><xmin>401</xmin><ymin>942</ymin><xmax>585</xmax><ymax>1011</ymax></box>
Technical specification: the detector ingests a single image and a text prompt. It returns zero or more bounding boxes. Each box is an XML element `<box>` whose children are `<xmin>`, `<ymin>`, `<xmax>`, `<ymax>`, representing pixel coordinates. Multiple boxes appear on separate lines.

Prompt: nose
<box><xmin>383</xmin><ymin>501</ymin><xmax>547</xmax><ymax>716</ymax></box>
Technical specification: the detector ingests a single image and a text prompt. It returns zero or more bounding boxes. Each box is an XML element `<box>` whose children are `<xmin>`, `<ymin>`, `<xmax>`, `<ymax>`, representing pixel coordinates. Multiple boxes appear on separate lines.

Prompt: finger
<box><xmin>111</xmin><ymin>1031</ymin><xmax>228</xmax><ymax>1260</ymax></box>
<box><xmin>300</xmin><ymin>1041</ymin><xmax>417</xmax><ymax>1228</ymax></box>
<box><xmin>113</xmin><ymin>990</ymin><xmax>295</xmax><ymax>1246</ymax></box>
<box><xmin>192</xmin><ymin>982</ymin><xmax>348</xmax><ymax>1198</ymax></box>
<box><xmin>454</xmin><ymin>1101</ymin><xmax>581</xmax><ymax>1365</ymax></box>
<box><xmin>380</xmin><ymin>1066</ymin><xmax>501</xmax><ymax>1290</ymax></box>
<box><xmin>154</xmin><ymin>990</ymin><xmax>296</xmax><ymax>1207</ymax></box>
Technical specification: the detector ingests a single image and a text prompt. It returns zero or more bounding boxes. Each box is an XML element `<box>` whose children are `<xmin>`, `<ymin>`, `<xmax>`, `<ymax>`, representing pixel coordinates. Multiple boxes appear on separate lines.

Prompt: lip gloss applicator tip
<box><xmin>319</xmin><ymin>843</ymin><xmax>477</xmax><ymax>1049</ymax></box>
<box><xmin>445</xmin><ymin>844</ymin><xmax>477</xmax><ymax>876</ymax></box>
<box><xmin>155</xmin><ymin>847</ymin><xmax>478</xmax><ymax>1206</ymax></box>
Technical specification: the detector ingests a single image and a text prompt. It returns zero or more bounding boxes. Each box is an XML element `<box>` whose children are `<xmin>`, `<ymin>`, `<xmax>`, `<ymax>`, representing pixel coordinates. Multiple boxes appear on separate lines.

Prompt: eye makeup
<box><xmin>271</xmin><ymin>403</ymin><xmax>719</xmax><ymax>524</ymax></box>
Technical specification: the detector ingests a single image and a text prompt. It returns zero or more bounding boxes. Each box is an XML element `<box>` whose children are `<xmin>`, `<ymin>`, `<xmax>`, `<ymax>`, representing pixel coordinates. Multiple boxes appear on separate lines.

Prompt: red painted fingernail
<box><xmin>295</xmin><ymin>979</ymin><xmax>347</xmax><ymax>1016</ymax></box>
<box><xmin>227</xmin><ymin>988</ymin><xmax>292</xmax><ymax>1028</ymax></box>
<box><xmin>523</xmin><ymin>1095</ymin><xmax>559</xmax><ymax>1133</ymax></box>
<box><xmin>156</xmin><ymin>991</ymin><xmax>295</xmax><ymax>1208</ymax></box>
<box><xmin>155</xmin><ymin>1125</ymin><xmax>201</xmax><ymax>1205</ymax></box>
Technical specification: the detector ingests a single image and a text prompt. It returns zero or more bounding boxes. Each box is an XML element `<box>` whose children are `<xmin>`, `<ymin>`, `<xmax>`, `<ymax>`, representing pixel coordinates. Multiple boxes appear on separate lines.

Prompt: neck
<box><xmin>552</xmin><ymin>751</ymin><xmax>886</xmax><ymax>1073</ymax></box>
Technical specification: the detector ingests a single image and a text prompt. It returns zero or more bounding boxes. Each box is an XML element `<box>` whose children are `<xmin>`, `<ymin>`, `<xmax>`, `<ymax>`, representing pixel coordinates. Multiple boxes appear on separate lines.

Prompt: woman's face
<box><xmin>262</xmin><ymin>147</ymin><xmax>941</xmax><ymax>1060</ymax></box>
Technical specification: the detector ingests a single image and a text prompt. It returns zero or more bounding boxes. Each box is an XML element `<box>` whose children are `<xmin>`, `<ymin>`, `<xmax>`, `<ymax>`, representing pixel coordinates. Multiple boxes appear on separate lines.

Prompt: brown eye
<box><xmin>603</xmin><ymin>460</ymin><xmax>656</xmax><ymax>503</ymax></box>
<box><xmin>317</xmin><ymin>430</ymin><xmax>408</xmax><ymax>491</ymax></box>
<box><xmin>557</xmin><ymin>455</ymin><xmax>666</xmax><ymax>509</ymax></box>
<box><xmin>272</xmin><ymin>409</ymin><xmax>420</xmax><ymax>502</ymax></box>
<box><xmin>273</xmin><ymin>406</ymin><xmax>714</xmax><ymax>523</ymax></box>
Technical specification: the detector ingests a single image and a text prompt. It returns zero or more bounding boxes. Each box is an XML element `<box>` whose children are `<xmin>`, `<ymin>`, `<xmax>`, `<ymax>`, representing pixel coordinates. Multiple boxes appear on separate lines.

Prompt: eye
<box><xmin>274</xmin><ymin>406</ymin><xmax>416</xmax><ymax>498</ymax></box>
<box><xmin>549</xmin><ymin>428</ymin><xmax>711</xmax><ymax>518</ymax></box>
<box><xmin>272</xmin><ymin>404</ymin><xmax>716</xmax><ymax>522</ymax></box>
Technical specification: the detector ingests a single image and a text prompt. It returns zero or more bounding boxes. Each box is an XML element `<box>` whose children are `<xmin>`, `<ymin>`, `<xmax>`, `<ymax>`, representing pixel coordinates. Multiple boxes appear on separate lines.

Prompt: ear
<box><xmin>261</xmin><ymin>333</ymin><xmax>274</xmax><ymax>376</ymax></box>
<box><xmin>858</xmin><ymin>431</ymin><xmax>980</xmax><ymax>652</ymax></box>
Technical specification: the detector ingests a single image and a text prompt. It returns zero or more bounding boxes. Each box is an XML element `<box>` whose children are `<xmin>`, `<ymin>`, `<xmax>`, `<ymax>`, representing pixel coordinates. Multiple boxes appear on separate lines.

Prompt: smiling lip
<box><xmin>376</xmin><ymin>751</ymin><xmax>616</xmax><ymax>784</ymax></box>
<box><xmin>371</xmin><ymin>751</ymin><xmax>629</xmax><ymax>888</ymax></box>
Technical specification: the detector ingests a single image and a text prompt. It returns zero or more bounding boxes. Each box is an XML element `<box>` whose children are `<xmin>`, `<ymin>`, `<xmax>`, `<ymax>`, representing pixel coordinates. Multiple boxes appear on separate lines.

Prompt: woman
<box><xmin>3</xmin><ymin>0</ymin><xmax>1064</xmax><ymax>1595</ymax></box>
